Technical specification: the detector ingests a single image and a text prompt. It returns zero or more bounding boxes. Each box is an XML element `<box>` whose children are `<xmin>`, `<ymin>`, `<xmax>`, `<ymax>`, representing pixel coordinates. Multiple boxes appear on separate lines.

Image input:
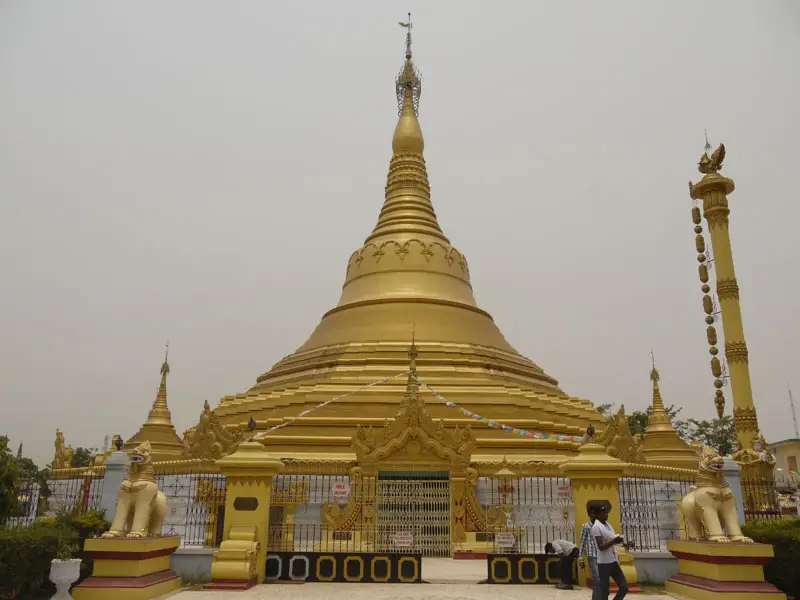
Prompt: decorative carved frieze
<box><xmin>725</xmin><ymin>341</ymin><xmax>749</xmax><ymax>364</ymax></box>
<box><xmin>595</xmin><ymin>406</ymin><xmax>645</xmax><ymax>464</ymax></box>
<box><xmin>716</xmin><ymin>278</ymin><xmax>740</xmax><ymax>301</ymax></box>
<box><xmin>182</xmin><ymin>401</ymin><xmax>242</xmax><ymax>460</ymax></box>
<box><xmin>351</xmin><ymin>348</ymin><xmax>475</xmax><ymax>473</ymax></box>
<box><xmin>732</xmin><ymin>406</ymin><xmax>759</xmax><ymax>433</ymax></box>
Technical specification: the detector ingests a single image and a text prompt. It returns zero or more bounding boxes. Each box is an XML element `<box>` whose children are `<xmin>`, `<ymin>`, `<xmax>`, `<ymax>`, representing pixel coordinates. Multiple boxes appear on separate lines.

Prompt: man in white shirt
<box><xmin>591</xmin><ymin>504</ymin><xmax>628</xmax><ymax>600</ymax></box>
<box><xmin>545</xmin><ymin>538</ymin><xmax>578</xmax><ymax>589</ymax></box>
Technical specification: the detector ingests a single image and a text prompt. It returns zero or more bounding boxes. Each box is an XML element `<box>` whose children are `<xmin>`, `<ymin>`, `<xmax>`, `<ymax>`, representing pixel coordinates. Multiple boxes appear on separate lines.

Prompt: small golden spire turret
<box><xmin>146</xmin><ymin>342</ymin><xmax>173</xmax><ymax>426</ymax></box>
<box><xmin>641</xmin><ymin>353</ymin><xmax>698</xmax><ymax>470</ymax></box>
<box><xmin>124</xmin><ymin>342</ymin><xmax>184</xmax><ymax>461</ymax></box>
<box><xmin>408</xmin><ymin>334</ymin><xmax>418</xmax><ymax>374</ymax></box>
<box><xmin>647</xmin><ymin>351</ymin><xmax>671</xmax><ymax>432</ymax></box>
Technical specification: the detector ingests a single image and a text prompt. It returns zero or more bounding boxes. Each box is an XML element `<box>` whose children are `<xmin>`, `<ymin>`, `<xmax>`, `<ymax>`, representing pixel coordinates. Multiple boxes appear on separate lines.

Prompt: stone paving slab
<box><xmin>169</xmin><ymin>582</ymin><xmax>676</xmax><ymax>600</ymax></box>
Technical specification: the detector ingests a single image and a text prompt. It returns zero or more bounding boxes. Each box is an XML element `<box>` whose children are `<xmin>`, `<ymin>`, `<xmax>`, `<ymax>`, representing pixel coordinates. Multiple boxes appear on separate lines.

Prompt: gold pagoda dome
<box><xmin>214</xmin><ymin>23</ymin><xmax>603</xmax><ymax>460</ymax></box>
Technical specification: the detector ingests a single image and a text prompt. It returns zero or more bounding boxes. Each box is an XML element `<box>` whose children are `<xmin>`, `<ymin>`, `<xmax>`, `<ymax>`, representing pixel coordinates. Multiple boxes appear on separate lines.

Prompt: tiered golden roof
<box><xmin>212</xmin><ymin>25</ymin><xmax>604</xmax><ymax>460</ymax></box>
<box><xmin>125</xmin><ymin>348</ymin><xmax>184</xmax><ymax>462</ymax></box>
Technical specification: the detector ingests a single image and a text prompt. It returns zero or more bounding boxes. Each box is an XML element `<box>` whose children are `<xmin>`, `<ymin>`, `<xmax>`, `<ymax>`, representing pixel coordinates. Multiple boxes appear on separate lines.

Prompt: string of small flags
<box><xmin>252</xmin><ymin>370</ymin><xmax>410</xmax><ymax>439</ymax></box>
<box><xmin>415</xmin><ymin>378</ymin><xmax>589</xmax><ymax>443</ymax></box>
<box><xmin>776</xmin><ymin>467</ymin><xmax>800</xmax><ymax>476</ymax></box>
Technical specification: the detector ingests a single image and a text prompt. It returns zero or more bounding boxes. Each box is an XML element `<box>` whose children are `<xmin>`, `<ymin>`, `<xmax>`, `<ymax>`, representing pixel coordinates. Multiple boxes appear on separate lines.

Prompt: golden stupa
<box><xmin>641</xmin><ymin>358</ymin><xmax>698</xmax><ymax>470</ymax></box>
<box><xmin>124</xmin><ymin>348</ymin><xmax>184</xmax><ymax>462</ymax></box>
<box><xmin>213</xmin><ymin>25</ymin><xmax>604</xmax><ymax>461</ymax></box>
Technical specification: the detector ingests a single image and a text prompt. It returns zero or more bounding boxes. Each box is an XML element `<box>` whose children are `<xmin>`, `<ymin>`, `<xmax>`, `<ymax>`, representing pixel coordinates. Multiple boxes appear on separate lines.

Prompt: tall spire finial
<box><xmin>396</xmin><ymin>14</ymin><xmax>422</xmax><ymax>116</ymax></box>
<box><xmin>399</xmin><ymin>12</ymin><xmax>412</xmax><ymax>58</ymax></box>
<box><xmin>161</xmin><ymin>340</ymin><xmax>170</xmax><ymax>376</ymax></box>
<box><xmin>648</xmin><ymin>351</ymin><xmax>668</xmax><ymax>419</ymax></box>
<box><xmin>650</xmin><ymin>349</ymin><xmax>659</xmax><ymax>384</ymax></box>
<box><xmin>408</xmin><ymin>327</ymin><xmax>418</xmax><ymax>374</ymax></box>
<box><xmin>149</xmin><ymin>343</ymin><xmax>172</xmax><ymax>421</ymax></box>
<box><xmin>704</xmin><ymin>129</ymin><xmax>711</xmax><ymax>156</ymax></box>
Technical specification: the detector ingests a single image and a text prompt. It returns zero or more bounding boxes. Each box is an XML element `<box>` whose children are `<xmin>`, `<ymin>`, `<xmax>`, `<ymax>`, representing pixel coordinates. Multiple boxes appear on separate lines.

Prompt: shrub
<box><xmin>40</xmin><ymin>509</ymin><xmax>110</xmax><ymax>542</ymax></box>
<box><xmin>40</xmin><ymin>510</ymin><xmax>110</xmax><ymax>585</ymax></box>
<box><xmin>742</xmin><ymin>517</ymin><xmax>800</xmax><ymax>600</ymax></box>
<box><xmin>0</xmin><ymin>509</ymin><xmax>109</xmax><ymax>599</ymax></box>
<box><xmin>0</xmin><ymin>522</ymin><xmax>72</xmax><ymax>599</ymax></box>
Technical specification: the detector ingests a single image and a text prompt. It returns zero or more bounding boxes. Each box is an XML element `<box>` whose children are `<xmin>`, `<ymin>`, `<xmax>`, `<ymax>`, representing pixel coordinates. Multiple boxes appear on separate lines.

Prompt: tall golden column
<box><xmin>689</xmin><ymin>143</ymin><xmax>761</xmax><ymax>449</ymax></box>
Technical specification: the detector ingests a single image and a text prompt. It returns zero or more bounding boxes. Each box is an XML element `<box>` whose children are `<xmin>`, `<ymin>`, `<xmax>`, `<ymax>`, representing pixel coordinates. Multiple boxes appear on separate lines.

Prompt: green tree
<box><xmin>15</xmin><ymin>457</ymin><xmax>40</xmax><ymax>481</ymax></box>
<box><xmin>13</xmin><ymin>456</ymin><xmax>51</xmax><ymax>516</ymax></box>
<box><xmin>71</xmin><ymin>447</ymin><xmax>93</xmax><ymax>468</ymax></box>
<box><xmin>673</xmin><ymin>416</ymin><xmax>736</xmax><ymax>455</ymax></box>
<box><xmin>595</xmin><ymin>403</ymin><xmax>613</xmax><ymax>416</ymax></box>
<box><xmin>0</xmin><ymin>436</ymin><xmax>20</xmax><ymax>521</ymax></box>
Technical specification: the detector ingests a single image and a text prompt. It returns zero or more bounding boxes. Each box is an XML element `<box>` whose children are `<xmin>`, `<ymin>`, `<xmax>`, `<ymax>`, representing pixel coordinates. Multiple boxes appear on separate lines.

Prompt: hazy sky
<box><xmin>1</xmin><ymin>1</ymin><xmax>798</xmax><ymax>466</ymax></box>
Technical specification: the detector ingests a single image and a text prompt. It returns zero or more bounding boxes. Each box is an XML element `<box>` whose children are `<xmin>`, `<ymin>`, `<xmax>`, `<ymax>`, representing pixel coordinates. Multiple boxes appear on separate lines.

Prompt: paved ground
<box><xmin>170</xmin><ymin>582</ymin><xmax>675</xmax><ymax>599</ymax></box>
<box><xmin>168</xmin><ymin>559</ymin><xmax>676</xmax><ymax>599</ymax></box>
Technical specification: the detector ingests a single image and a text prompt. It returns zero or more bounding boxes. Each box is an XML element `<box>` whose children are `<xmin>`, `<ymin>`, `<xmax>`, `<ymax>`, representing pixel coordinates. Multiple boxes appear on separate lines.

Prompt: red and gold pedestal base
<box><xmin>665</xmin><ymin>540</ymin><xmax>786</xmax><ymax>600</ymax></box>
<box><xmin>72</xmin><ymin>536</ymin><xmax>182</xmax><ymax>600</ymax></box>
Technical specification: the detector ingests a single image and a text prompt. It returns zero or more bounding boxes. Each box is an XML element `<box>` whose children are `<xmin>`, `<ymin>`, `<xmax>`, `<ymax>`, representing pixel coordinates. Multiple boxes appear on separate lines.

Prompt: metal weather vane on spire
<box><xmin>399</xmin><ymin>12</ymin><xmax>413</xmax><ymax>58</ymax></box>
<box><xmin>396</xmin><ymin>12</ymin><xmax>422</xmax><ymax>116</ymax></box>
<box><xmin>650</xmin><ymin>348</ymin><xmax>659</xmax><ymax>383</ymax></box>
<box><xmin>698</xmin><ymin>130</ymin><xmax>726</xmax><ymax>175</ymax></box>
<box><xmin>161</xmin><ymin>340</ymin><xmax>170</xmax><ymax>376</ymax></box>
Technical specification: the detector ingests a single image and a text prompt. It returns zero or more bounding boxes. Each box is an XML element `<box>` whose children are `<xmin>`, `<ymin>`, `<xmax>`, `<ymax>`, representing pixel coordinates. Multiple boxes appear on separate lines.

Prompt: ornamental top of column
<box><xmin>690</xmin><ymin>173</ymin><xmax>735</xmax><ymax>199</ymax></box>
<box><xmin>690</xmin><ymin>140</ymin><xmax>735</xmax><ymax>199</ymax></box>
<box><xmin>559</xmin><ymin>443</ymin><xmax>626</xmax><ymax>480</ymax></box>
<box><xmin>215</xmin><ymin>441</ymin><xmax>284</xmax><ymax>478</ymax></box>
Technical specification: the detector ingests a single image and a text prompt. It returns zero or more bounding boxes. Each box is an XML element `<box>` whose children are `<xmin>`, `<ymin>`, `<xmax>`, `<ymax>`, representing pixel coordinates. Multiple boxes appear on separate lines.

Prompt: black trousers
<box><xmin>559</xmin><ymin>548</ymin><xmax>578</xmax><ymax>585</ymax></box>
<box><xmin>598</xmin><ymin>561</ymin><xmax>629</xmax><ymax>600</ymax></box>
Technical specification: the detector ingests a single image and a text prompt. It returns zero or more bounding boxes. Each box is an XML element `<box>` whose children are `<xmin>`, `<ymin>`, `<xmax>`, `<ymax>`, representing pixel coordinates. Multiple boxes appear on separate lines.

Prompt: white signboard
<box><xmin>393</xmin><ymin>531</ymin><xmax>413</xmax><ymax>548</ymax></box>
<box><xmin>495</xmin><ymin>532</ymin><xmax>515</xmax><ymax>548</ymax></box>
<box><xmin>557</xmin><ymin>485</ymin><xmax>571</xmax><ymax>500</ymax></box>
<box><xmin>332</xmin><ymin>483</ymin><xmax>351</xmax><ymax>501</ymax></box>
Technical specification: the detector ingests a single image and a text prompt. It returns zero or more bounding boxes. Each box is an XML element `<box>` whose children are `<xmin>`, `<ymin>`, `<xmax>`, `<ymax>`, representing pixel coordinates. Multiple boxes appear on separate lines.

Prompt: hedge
<box><xmin>742</xmin><ymin>517</ymin><xmax>800</xmax><ymax>600</ymax></box>
<box><xmin>0</xmin><ymin>510</ymin><xmax>109</xmax><ymax>600</ymax></box>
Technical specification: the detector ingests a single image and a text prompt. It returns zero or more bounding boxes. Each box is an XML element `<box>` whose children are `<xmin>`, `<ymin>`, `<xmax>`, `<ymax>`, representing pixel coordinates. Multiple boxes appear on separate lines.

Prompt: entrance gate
<box><xmin>376</xmin><ymin>471</ymin><xmax>451</xmax><ymax>558</ymax></box>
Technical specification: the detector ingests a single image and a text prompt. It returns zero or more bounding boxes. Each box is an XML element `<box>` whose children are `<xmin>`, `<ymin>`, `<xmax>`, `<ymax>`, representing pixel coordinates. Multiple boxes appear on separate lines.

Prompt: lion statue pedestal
<box><xmin>664</xmin><ymin>445</ymin><xmax>786</xmax><ymax>600</ymax></box>
<box><xmin>72</xmin><ymin>442</ymin><xmax>182</xmax><ymax>600</ymax></box>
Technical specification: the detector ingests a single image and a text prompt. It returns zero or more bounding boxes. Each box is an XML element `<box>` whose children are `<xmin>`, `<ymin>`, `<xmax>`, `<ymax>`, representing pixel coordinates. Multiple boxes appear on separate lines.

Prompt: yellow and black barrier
<box><xmin>486</xmin><ymin>554</ymin><xmax>579</xmax><ymax>585</ymax></box>
<box><xmin>265</xmin><ymin>552</ymin><xmax>423</xmax><ymax>584</ymax></box>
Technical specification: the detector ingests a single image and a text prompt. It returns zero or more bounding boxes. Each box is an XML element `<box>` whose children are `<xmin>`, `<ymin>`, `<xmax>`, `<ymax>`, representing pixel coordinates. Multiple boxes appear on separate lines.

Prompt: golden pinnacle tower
<box><xmin>641</xmin><ymin>353</ymin><xmax>698</xmax><ymax>470</ymax></box>
<box><xmin>125</xmin><ymin>344</ymin><xmax>183</xmax><ymax>461</ymax></box>
<box><xmin>214</xmin><ymin>17</ymin><xmax>603</xmax><ymax>459</ymax></box>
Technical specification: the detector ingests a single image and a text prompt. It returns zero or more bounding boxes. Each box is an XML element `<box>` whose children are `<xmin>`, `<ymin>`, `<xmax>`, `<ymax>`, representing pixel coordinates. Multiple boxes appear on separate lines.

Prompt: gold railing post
<box><xmin>560</xmin><ymin>443</ymin><xmax>637</xmax><ymax>589</ymax></box>
<box><xmin>207</xmin><ymin>442</ymin><xmax>283</xmax><ymax>590</ymax></box>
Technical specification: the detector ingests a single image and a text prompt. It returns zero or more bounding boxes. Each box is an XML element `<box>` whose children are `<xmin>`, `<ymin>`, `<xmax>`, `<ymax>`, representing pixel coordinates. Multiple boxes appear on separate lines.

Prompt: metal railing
<box><xmin>2</xmin><ymin>478</ymin><xmax>45</xmax><ymax>527</ymax></box>
<box><xmin>618</xmin><ymin>474</ymin><xmax>695</xmax><ymax>552</ymax></box>
<box><xmin>155</xmin><ymin>468</ymin><xmax>227</xmax><ymax>547</ymax></box>
<box><xmin>478</xmin><ymin>475</ymin><xmax>575</xmax><ymax>554</ymax></box>
<box><xmin>46</xmin><ymin>471</ymin><xmax>104</xmax><ymax>518</ymax></box>
<box><xmin>775</xmin><ymin>471</ymin><xmax>800</xmax><ymax>492</ymax></box>
<box><xmin>741</xmin><ymin>476</ymin><xmax>781</xmax><ymax>522</ymax></box>
<box><xmin>267</xmin><ymin>463</ymin><xmax>453</xmax><ymax>557</ymax></box>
